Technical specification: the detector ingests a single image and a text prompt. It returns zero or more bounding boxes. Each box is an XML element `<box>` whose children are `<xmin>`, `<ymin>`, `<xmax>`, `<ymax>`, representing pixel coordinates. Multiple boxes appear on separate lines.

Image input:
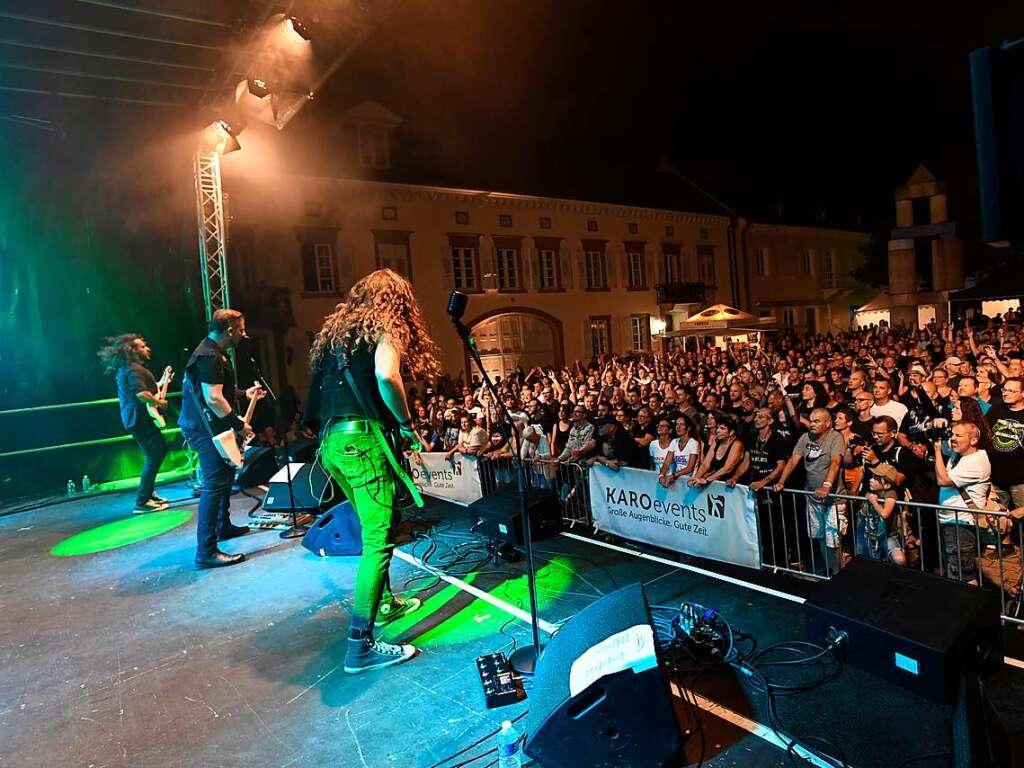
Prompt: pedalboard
<box><xmin>476</xmin><ymin>652</ymin><xmax>525</xmax><ymax>709</ymax></box>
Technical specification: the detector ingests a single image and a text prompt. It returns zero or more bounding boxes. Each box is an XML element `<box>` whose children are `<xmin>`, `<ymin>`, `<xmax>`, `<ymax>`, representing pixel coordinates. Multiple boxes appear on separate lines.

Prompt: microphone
<box><xmin>446</xmin><ymin>290</ymin><xmax>468</xmax><ymax>321</ymax></box>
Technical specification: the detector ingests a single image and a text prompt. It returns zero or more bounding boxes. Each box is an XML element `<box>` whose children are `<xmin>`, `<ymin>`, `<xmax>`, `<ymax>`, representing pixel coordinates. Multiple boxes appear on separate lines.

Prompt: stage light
<box><xmin>199</xmin><ymin>118</ymin><xmax>244</xmax><ymax>155</ymax></box>
<box><xmin>283</xmin><ymin>16</ymin><xmax>311</xmax><ymax>44</ymax></box>
<box><xmin>234</xmin><ymin>78</ymin><xmax>279</xmax><ymax>124</ymax></box>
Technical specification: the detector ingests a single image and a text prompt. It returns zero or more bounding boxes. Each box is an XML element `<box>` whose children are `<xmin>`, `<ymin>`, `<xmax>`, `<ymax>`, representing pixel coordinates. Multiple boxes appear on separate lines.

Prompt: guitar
<box><xmin>146</xmin><ymin>366</ymin><xmax>174</xmax><ymax>428</ymax></box>
<box><xmin>212</xmin><ymin>382</ymin><xmax>266</xmax><ymax>468</ymax></box>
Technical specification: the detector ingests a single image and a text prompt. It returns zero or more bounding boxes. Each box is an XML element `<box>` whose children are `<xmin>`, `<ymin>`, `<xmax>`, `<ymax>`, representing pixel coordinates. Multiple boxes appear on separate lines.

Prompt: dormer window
<box><xmin>358</xmin><ymin>125</ymin><xmax>391</xmax><ymax>169</ymax></box>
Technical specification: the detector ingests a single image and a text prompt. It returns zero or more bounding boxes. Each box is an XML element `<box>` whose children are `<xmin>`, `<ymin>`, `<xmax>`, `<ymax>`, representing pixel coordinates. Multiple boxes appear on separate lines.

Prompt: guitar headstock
<box><xmin>161</xmin><ymin>365</ymin><xmax>174</xmax><ymax>384</ymax></box>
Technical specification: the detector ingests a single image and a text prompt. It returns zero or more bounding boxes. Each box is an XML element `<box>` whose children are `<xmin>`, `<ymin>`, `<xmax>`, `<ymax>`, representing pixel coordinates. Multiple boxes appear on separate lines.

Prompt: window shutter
<box><xmin>605</xmin><ymin>247</ymin><xmax>617</xmax><ymax>289</ymax></box>
<box><xmin>439</xmin><ymin>243</ymin><xmax>453</xmax><ymax>288</ymax></box>
<box><xmin>644</xmin><ymin>244</ymin><xmax>654</xmax><ymax>289</ymax></box>
<box><xmin>301</xmin><ymin>242</ymin><xmax>317</xmax><ymax>292</ymax></box>
<box><xmin>575</xmin><ymin>248</ymin><xmax>586</xmax><ymax>289</ymax></box>
<box><xmin>527</xmin><ymin>246</ymin><xmax>539</xmax><ymax>290</ymax></box>
<box><xmin>583</xmin><ymin>317</ymin><xmax>592</xmax><ymax>357</ymax></box>
<box><xmin>560</xmin><ymin>246</ymin><xmax>574</xmax><ymax>289</ymax></box>
<box><xmin>655</xmin><ymin>245</ymin><xmax>665</xmax><ymax>285</ymax></box>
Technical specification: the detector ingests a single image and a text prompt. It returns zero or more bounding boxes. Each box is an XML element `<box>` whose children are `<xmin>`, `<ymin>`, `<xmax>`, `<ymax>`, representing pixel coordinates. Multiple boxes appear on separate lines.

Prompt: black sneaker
<box><xmin>133</xmin><ymin>499</ymin><xmax>168</xmax><ymax>514</ymax></box>
<box><xmin>374</xmin><ymin>596</ymin><xmax>422</xmax><ymax>627</ymax></box>
<box><xmin>150</xmin><ymin>494</ymin><xmax>169</xmax><ymax>504</ymax></box>
<box><xmin>344</xmin><ymin>637</ymin><xmax>417</xmax><ymax>674</ymax></box>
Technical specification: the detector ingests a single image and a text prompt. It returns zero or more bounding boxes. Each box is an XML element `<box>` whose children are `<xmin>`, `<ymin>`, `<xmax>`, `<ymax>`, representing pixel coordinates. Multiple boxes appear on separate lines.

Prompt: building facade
<box><xmin>226</xmin><ymin>173</ymin><xmax>735</xmax><ymax>396</ymax></box>
<box><xmin>742</xmin><ymin>223</ymin><xmax>873</xmax><ymax>335</ymax></box>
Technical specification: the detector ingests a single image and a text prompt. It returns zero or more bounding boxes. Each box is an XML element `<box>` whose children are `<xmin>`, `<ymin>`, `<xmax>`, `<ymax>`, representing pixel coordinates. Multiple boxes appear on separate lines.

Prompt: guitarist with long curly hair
<box><xmin>97</xmin><ymin>333</ymin><xmax>171</xmax><ymax>513</ymax></box>
<box><xmin>305</xmin><ymin>268</ymin><xmax>441</xmax><ymax>674</ymax></box>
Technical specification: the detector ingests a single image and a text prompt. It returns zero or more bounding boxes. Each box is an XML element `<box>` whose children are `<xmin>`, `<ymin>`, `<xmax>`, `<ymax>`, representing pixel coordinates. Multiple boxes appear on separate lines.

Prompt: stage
<box><xmin>0</xmin><ymin>483</ymin><xmax>1014</xmax><ymax>768</ymax></box>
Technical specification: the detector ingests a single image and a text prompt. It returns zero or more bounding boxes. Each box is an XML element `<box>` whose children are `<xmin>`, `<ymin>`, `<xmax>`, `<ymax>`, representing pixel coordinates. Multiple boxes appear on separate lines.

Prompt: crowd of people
<box><xmin>403</xmin><ymin>309</ymin><xmax>1024</xmax><ymax>585</ymax></box>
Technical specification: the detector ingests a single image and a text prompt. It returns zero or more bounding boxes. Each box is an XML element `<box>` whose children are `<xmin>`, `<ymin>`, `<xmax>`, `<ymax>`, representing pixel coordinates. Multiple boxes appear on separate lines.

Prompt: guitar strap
<box><xmin>335</xmin><ymin>346</ymin><xmax>423</xmax><ymax>508</ymax></box>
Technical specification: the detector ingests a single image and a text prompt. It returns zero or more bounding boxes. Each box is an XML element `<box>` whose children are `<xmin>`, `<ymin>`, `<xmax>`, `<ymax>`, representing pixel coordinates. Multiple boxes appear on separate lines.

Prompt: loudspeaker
<box><xmin>301</xmin><ymin>501</ymin><xmax>362</xmax><ymax>556</ymax></box>
<box><xmin>468</xmin><ymin>487</ymin><xmax>561</xmax><ymax>545</ymax></box>
<box><xmin>971</xmin><ymin>43</ymin><xmax>1024</xmax><ymax>246</ymax></box>
<box><xmin>235</xmin><ymin>445</ymin><xmax>277</xmax><ymax>488</ymax></box>
<box><xmin>288</xmin><ymin>437</ymin><xmax>318</xmax><ymax>462</ymax></box>
<box><xmin>262</xmin><ymin>461</ymin><xmax>339</xmax><ymax>512</ymax></box>
<box><xmin>804</xmin><ymin>557</ymin><xmax>1002</xmax><ymax>703</ymax></box>
<box><xmin>524</xmin><ymin>583</ymin><xmax>682</xmax><ymax>768</ymax></box>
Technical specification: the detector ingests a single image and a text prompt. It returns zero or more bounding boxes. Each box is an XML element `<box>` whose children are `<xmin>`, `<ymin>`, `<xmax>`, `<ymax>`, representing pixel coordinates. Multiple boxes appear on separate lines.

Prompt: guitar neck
<box><xmin>241</xmin><ymin>390</ymin><xmax>260</xmax><ymax>426</ymax></box>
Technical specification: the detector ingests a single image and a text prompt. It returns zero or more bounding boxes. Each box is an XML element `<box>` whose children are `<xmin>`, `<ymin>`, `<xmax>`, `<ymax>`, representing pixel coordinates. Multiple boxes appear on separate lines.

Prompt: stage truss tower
<box><xmin>193</xmin><ymin>150</ymin><xmax>230</xmax><ymax>321</ymax></box>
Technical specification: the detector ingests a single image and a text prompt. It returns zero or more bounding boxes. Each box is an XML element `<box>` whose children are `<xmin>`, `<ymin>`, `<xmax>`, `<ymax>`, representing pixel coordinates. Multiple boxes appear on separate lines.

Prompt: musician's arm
<box><xmin>201</xmin><ymin>383</ymin><xmax>235</xmax><ymax>420</ymax></box>
<box><xmin>375</xmin><ymin>335</ymin><xmax>413</xmax><ymax>425</ymax></box>
<box><xmin>136</xmin><ymin>390</ymin><xmax>166</xmax><ymax>408</ymax></box>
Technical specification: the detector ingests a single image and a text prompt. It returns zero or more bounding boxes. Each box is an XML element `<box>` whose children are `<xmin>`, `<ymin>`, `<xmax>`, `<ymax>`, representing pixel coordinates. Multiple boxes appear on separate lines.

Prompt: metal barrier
<box><xmin>474</xmin><ymin>455</ymin><xmax>593</xmax><ymax>526</ymax></box>
<box><xmin>760</xmin><ymin>487</ymin><xmax>1024</xmax><ymax>624</ymax></box>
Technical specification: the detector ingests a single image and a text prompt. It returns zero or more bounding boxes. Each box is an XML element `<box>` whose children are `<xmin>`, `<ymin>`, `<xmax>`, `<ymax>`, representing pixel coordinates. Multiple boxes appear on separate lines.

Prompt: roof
<box><xmin>951</xmin><ymin>264</ymin><xmax>1024</xmax><ymax>302</ymax></box>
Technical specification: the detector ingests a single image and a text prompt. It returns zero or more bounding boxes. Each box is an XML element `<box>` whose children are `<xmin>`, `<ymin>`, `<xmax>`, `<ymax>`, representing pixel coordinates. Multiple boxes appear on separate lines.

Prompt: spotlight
<box><xmin>283</xmin><ymin>16</ymin><xmax>311</xmax><ymax>43</ymax></box>
<box><xmin>234</xmin><ymin>78</ymin><xmax>278</xmax><ymax>124</ymax></box>
<box><xmin>199</xmin><ymin>119</ymin><xmax>244</xmax><ymax>155</ymax></box>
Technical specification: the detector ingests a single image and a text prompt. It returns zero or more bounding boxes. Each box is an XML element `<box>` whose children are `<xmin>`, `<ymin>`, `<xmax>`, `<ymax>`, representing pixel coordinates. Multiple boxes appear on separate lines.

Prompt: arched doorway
<box><xmin>467</xmin><ymin>309</ymin><xmax>564</xmax><ymax>382</ymax></box>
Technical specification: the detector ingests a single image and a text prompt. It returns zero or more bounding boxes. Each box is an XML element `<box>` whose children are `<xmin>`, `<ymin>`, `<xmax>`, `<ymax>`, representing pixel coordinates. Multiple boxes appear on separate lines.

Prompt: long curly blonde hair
<box><xmin>310</xmin><ymin>268</ymin><xmax>441</xmax><ymax>379</ymax></box>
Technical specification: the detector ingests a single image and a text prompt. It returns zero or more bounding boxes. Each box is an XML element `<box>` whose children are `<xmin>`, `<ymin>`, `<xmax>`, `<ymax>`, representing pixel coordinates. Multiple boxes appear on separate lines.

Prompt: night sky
<box><xmin>305</xmin><ymin>0</ymin><xmax>1024</xmax><ymax>236</ymax></box>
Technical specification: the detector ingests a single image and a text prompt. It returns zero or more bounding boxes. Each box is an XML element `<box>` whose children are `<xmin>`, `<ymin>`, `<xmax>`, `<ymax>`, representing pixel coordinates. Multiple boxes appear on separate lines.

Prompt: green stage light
<box><xmin>51</xmin><ymin>509</ymin><xmax>193</xmax><ymax>557</ymax></box>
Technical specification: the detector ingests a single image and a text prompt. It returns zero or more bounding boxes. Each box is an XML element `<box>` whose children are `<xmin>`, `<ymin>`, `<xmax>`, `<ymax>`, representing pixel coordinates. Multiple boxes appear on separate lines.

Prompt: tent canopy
<box><xmin>662</xmin><ymin>303</ymin><xmax>776</xmax><ymax>338</ymax></box>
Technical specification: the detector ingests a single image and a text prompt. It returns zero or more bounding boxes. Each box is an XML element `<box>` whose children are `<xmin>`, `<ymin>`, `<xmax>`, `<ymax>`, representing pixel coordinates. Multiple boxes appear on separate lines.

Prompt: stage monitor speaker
<box><xmin>288</xmin><ymin>437</ymin><xmax>318</xmax><ymax>463</ymax></box>
<box><xmin>804</xmin><ymin>557</ymin><xmax>1002</xmax><ymax>703</ymax></box>
<box><xmin>235</xmin><ymin>445</ymin><xmax>277</xmax><ymax>488</ymax></box>
<box><xmin>524</xmin><ymin>582</ymin><xmax>682</xmax><ymax>768</ymax></box>
<box><xmin>301</xmin><ymin>501</ymin><xmax>361</xmax><ymax>556</ymax></box>
<box><xmin>468</xmin><ymin>487</ymin><xmax>561</xmax><ymax>546</ymax></box>
<box><xmin>262</xmin><ymin>462</ymin><xmax>339</xmax><ymax>512</ymax></box>
<box><xmin>971</xmin><ymin>43</ymin><xmax>1024</xmax><ymax>247</ymax></box>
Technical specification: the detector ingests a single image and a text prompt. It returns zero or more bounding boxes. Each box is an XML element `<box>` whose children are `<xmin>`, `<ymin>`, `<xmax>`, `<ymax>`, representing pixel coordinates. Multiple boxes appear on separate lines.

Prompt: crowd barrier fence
<box><xmin>462</xmin><ymin>453</ymin><xmax>1024</xmax><ymax>626</ymax></box>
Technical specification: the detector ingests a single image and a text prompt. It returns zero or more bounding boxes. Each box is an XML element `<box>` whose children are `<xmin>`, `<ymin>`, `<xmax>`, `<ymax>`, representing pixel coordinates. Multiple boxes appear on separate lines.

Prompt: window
<box><xmin>357</xmin><ymin>125</ymin><xmax>390</xmax><ymax>169</ymax></box>
<box><xmin>590</xmin><ymin>317</ymin><xmax>611</xmax><ymax>356</ymax></box>
<box><xmin>665</xmin><ymin>225</ymin><xmax>674</xmax><ymax>237</ymax></box>
<box><xmin>800</xmin><ymin>249</ymin><xmax>813</xmax><ymax>276</ymax></box>
<box><xmin>782</xmin><ymin>308</ymin><xmax>797</xmax><ymax>327</ymax></box>
<box><xmin>375</xmin><ymin>243</ymin><xmax>411</xmax><ymax>280</ymax></box>
<box><xmin>754</xmin><ymin>248</ymin><xmax>769</xmax><ymax>276</ymax></box>
<box><xmin>539</xmin><ymin>216</ymin><xmax>552</xmax><ymax>229</ymax></box>
<box><xmin>626</xmin><ymin>250</ymin><xmax>645</xmax><ymax>289</ymax></box>
<box><xmin>301</xmin><ymin>243</ymin><xmax>335</xmax><ymax>293</ymax></box>
<box><xmin>381</xmin><ymin>206</ymin><xmax>397</xmax><ymax>221</ymax></box>
<box><xmin>586</xmin><ymin>220</ymin><xmax>598</xmax><ymax>232</ymax></box>
<box><xmin>496</xmin><ymin>247</ymin><xmax>520</xmax><ymax>290</ymax></box>
<box><xmin>628</xmin><ymin>222</ymin><xmax>638</xmax><ymax>235</ymax></box>
<box><xmin>585</xmin><ymin>250</ymin><xmax>606</xmax><ymax>290</ymax></box>
<box><xmin>697</xmin><ymin>245</ymin><xmax>716</xmax><ymax>285</ymax></box>
<box><xmin>499</xmin><ymin>214</ymin><xmax>512</xmax><ymax>228</ymax></box>
<box><xmin>699</xmin><ymin>228</ymin><xmax>709</xmax><ymax>240</ymax></box>
<box><xmin>823</xmin><ymin>250</ymin><xmax>836</xmax><ymax>288</ymax></box>
<box><xmin>662</xmin><ymin>246</ymin><xmax>682</xmax><ymax>283</ymax></box>
<box><xmin>455</xmin><ymin>210</ymin><xmax>470</xmax><ymax>225</ymax></box>
<box><xmin>630</xmin><ymin>315</ymin><xmax>651</xmax><ymax>351</ymax></box>
<box><xmin>452</xmin><ymin>246</ymin><xmax>477</xmax><ymax>290</ymax></box>
<box><xmin>538</xmin><ymin>249</ymin><xmax>558</xmax><ymax>290</ymax></box>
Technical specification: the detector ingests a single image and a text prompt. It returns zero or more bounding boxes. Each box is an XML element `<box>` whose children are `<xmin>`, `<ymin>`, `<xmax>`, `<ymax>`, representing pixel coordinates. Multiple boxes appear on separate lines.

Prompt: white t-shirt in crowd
<box><xmin>937</xmin><ymin>449</ymin><xmax>991</xmax><ymax>526</ymax></box>
<box><xmin>669</xmin><ymin>437</ymin><xmax>700</xmax><ymax>473</ymax></box>
<box><xmin>649</xmin><ymin>438</ymin><xmax>675</xmax><ymax>471</ymax></box>
<box><xmin>870</xmin><ymin>399</ymin><xmax>909</xmax><ymax>430</ymax></box>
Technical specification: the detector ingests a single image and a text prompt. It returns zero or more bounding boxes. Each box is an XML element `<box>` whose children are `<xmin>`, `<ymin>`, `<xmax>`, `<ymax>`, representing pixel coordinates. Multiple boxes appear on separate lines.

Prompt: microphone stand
<box><xmin>449</xmin><ymin>312</ymin><xmax>544</xmax><ymax>675</ymax></box>
<box><xmin>247</xmin><ymin>353</ymin><xmax>306</xmax><ymax>540</ymax></box>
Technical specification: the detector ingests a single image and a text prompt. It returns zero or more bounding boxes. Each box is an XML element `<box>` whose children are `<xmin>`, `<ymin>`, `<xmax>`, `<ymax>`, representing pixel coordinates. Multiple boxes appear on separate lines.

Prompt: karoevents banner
<box><xmin>408</xmin><ymin>452</ymin><xmax>483</xmax><ymax>506</ymax></box>
<box><xmin>589</xmin><ymin>465</ymin><xmax>761</xmax><ymax>569</ymax></box>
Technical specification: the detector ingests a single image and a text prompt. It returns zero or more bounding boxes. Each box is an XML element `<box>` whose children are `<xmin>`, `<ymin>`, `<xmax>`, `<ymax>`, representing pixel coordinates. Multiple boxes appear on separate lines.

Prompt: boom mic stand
<box><xmin>247</xmin><ymin>353</ymin><xmax>306</xmax><ymax>540</ymax></box>
<box><xmin>446</xmin><ymin>290</ymin><xmax>544</xmax><ymax>675</ymax></box>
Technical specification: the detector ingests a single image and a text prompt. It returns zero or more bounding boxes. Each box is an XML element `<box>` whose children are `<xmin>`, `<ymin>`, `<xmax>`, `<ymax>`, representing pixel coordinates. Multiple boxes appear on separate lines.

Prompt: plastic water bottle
<box><xmin>66</xmin><ymin>479</ymin><xmax>76</xmax><ymax>496</ymax></box>
<box><xmin>496</xmin><ymin>720</ymin><xmax>522</xmax><ymax>768</ymax></box>
<box><xmin>81</xmin><ymin>475</ymin><xmax>92</xmax><ymax>493</ymax></box>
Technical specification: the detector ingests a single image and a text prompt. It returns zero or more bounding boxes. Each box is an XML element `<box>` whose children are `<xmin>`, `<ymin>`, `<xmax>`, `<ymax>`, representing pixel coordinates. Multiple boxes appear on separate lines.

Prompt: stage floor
<box><xmin>0</xmin><ymin>482</ymin><xmax>1012</xmax><ymax>768</ymax></box>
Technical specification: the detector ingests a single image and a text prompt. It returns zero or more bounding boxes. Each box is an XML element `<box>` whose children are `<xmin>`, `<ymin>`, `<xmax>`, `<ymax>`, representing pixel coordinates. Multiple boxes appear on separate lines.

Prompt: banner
<box><xmin>588</xmin><ymin>465</ymin><xmax>761</xmax><ymax>569</ymax></box>
<box><xmin>408</xmin><ymin>452</ymin><xmax>483</xmax><ymax>506</ymax></box>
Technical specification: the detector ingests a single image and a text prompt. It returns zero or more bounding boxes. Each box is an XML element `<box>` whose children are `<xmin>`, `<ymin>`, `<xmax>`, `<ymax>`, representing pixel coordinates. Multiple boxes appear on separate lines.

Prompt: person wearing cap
<box><xmin>859</xmin><ymin>462</ymin><xmax>905</xmax><ymax>565</ymax></box>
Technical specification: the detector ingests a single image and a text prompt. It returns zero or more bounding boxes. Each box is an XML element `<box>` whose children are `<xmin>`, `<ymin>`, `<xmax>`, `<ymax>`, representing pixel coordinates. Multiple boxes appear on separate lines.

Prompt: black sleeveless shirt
<box><xmin>304</xmin><ymin>340</ymin><xmax>392</xmax><ymax>431</ymax></box>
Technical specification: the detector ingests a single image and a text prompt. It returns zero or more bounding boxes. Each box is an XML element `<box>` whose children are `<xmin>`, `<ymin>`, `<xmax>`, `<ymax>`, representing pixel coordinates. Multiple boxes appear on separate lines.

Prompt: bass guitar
<box><xmin>146</xmin><ymin>365</ymin><xmax>174</xmax><ymax>428</ymax></box>
<box><xmin>212</xmin><ymin>383</ymin><xmax>266</xmax><ymax>468</ymax></box>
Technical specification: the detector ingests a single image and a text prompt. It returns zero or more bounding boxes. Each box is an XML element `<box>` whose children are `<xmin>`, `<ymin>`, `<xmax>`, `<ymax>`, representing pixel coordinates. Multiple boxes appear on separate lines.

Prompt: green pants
<box><xmin>320</xmin><ymin>423</ymin><xmax>398</xmax><ymax>633</ymax></box>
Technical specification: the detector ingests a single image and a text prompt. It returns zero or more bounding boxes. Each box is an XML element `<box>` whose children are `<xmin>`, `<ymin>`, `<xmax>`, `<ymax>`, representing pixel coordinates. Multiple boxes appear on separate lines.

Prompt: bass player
<box><xmin>305</xmin><ymin>268</ymin><xmax>441</xmax><ymax>673</ymax></box>
<box><xmin>179</xmin><ymin>309</ymin><xmax>262</xmax><ymax>569</ymax></box>
<box><xmin>98</xmin><ymin>333</ymin><xmax>172</xmax><ymax>513</ymax></box>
